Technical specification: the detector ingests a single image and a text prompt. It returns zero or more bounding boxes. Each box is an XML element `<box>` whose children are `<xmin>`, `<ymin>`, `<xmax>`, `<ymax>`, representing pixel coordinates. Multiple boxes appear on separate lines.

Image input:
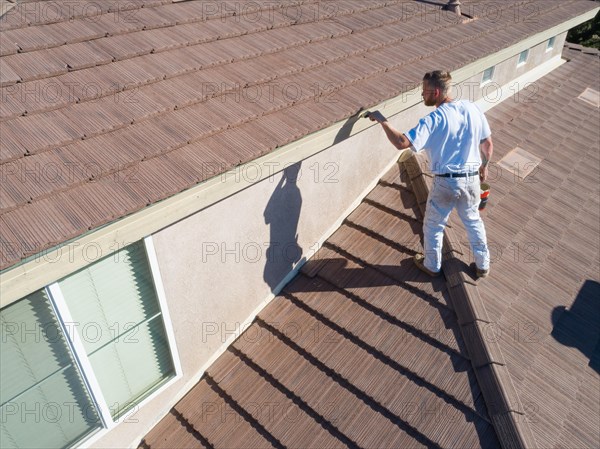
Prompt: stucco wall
<box><xmin>150</xmin><ymin>125</ymin><xmax>400</xmax><ymax>368</ymax></box>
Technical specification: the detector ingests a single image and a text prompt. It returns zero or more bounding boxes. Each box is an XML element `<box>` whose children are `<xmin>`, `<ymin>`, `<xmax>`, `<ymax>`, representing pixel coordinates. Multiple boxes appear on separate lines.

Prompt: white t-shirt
<box><xmin>406</xmin><ymin>100</ymin><xmax>491</xmax><ymax>175</ymax></box>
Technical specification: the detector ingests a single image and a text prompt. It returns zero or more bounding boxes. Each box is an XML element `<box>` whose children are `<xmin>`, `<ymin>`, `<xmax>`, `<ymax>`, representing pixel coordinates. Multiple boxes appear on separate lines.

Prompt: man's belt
<box><xmin>436</xmin><ymin>171</ymin><xmax>479</xmax><ymax>178</ymax></box>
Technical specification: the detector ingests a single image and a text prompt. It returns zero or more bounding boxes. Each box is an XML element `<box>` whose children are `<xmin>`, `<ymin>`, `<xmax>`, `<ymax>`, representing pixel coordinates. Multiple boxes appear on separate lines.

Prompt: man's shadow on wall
<box><xmin>263</xmin><ymin>163</ymin><xmax>303</xmax><ymax>293</ymax></box>
<box><xmin>551</xmin><ymin>280</ymin><xmax>600</xmax><ymax>374</ymax></box>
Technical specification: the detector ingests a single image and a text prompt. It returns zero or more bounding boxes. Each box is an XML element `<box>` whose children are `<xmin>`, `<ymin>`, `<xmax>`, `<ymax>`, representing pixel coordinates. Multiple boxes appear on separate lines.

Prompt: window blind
<box><xmin>0</xmin><ymin>290</ymin><xmax>100</xmax><ymax>449</ymax></box>
<box><xmin>58</xmin><ymin>241</ymin><xmax>174</xmax><ymax>418</ymax></box>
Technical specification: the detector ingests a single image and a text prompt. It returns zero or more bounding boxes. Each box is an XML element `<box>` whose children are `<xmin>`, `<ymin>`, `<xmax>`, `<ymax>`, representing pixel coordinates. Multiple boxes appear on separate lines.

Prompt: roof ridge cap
<box><xmin>403</xmin><ymin>152</ymin><xmax>539</xmax><ymax>449</ymax></box>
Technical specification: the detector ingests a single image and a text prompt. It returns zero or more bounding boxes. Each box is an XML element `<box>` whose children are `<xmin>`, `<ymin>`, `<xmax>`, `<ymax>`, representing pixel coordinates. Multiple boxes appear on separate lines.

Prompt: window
<box><xmin>547</xmin><ymin>36</ymin><xmax>556</xmax><ymax>51</ymax></box>
<box><xmin>0</xmin><ymin>238</ymin><xmax>179</xmax><ymax>449</ymax></box>
<box><xmin>1</xmin><ymin>290</ymin><xmax>102</xmax><ymax>448</ymax></box>
<box><xmin>517</xmin><ymin>49</ymin><xmax>529</xmax><ymax>66</ymax></box>
<box><xmin>481</xmin><ymin>66</ymin><xmax>495</xmax><ymax>84</ymax></box>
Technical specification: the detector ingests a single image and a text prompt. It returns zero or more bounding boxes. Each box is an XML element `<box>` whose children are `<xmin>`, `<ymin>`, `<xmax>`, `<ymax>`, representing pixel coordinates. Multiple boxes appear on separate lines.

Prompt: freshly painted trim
<box><xmin>1</xmin><ymin>7</ymin><xmax>597</xmax><ymax>307</ymax></box>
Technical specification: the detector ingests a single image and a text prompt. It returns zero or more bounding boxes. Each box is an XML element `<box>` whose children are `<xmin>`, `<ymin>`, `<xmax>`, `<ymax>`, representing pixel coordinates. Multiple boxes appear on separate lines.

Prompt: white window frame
<box><xmin>39</xmin><ymin>236</ymin><xmax>181</xmax><ymax>449</ymax></box>
<box><xmin>517</xmin><ymin>49</ymin><xmax>529</xmax><ymax>67</ymax></box>
<box><xmin>546</xmin><ymin>36</ymin><xmax>556</xmax><ymax>52</ymax></box>
<box><xmin>481</xmin><ymin>66</ymin><xmax>495</xmax><ymax>85</ymax></box>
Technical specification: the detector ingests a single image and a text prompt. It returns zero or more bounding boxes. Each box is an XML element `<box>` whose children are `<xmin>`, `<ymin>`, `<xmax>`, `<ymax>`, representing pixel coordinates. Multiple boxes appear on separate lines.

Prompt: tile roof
<box><xmin>1</xmin><ymin>0</ymin><xmax>598</xmax><ymax>270</ymax></box>
<box><xmin>139</xmin><ymin>159</ymin><xmax>501</xmax><ymax>449</ymax></box>
<box><xmin>138</xmin><ymin>44</ymin><xmax>599</xmax><ymax>449</ymax></box>
<box><xmin>465</xmin><ymin>44</ymin><xmax>600</xmax><ymax>449</ymax></box>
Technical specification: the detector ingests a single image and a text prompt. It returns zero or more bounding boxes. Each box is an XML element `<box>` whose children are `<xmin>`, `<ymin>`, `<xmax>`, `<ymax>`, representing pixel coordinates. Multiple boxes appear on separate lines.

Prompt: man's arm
<box><xmin>368</xmin><ymin>111</ymin><xmax>412</xmax><ymax>150</ymax></box>
<box><xmin>479</xmin><ymin>136</ymin><xmax>493</xmax><ymax>182</ymax></box>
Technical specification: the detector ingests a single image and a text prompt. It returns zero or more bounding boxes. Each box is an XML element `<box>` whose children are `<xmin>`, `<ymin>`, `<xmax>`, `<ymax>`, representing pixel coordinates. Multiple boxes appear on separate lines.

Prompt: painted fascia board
<box><xmin>1</xmin><ymin>7</ymin><xmax>597</xmax><ymax>307</ymax></box>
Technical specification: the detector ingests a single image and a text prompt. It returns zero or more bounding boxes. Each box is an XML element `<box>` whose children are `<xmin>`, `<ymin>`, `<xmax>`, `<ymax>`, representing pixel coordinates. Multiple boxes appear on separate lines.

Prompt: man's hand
<box><xmin>479</xmin><ymin>165</ymin><xmax>488</xmax><ymax>182</ymax></box>
<box><xmin>366</xmin><ymin>110</ymin><xmax>387</xmax><ymax>124</ymax></box>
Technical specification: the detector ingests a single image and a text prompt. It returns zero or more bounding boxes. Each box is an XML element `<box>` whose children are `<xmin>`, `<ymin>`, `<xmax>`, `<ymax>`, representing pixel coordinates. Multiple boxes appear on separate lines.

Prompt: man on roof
<box><xmin>367</xmin><ymin>70</ymin><xmax>493</xmax><ymax>278</ymax></box>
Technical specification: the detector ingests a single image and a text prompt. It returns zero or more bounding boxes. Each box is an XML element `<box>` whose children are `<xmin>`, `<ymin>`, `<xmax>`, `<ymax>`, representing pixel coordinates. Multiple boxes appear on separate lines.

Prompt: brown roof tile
<box><xmin>91</xmin><ymin>32</ymin><xmax>154</xmax><ymax>61</ymax></box>
<box><xmin>3</xmin><ymin>109</ymin><xmax>82</xmax><ymax>155</ymax></box>
<box><xmin>0</xmin><ymin>147</ymin><xmax>82</xmax><ymax>211</ymax></box>
<box><xmin>0</xmin><ymin>33</ymin><xmax>19</xmax><ymax>57</ymax></box>
<box><xmin>0</xmin><ymin>123</ymin><xmax>26</xmax><ymax>162</ymax></box>
<box><xmin>84</xmin><ymin>10</ymin><xmax>146</xmax><ymax>37</ymax></box>
<box><xmin>0</xmin><ymin>0</ymin><xmax>147</xmax><ymax>31</ymax></box>
<box><xmin>0</xmin><ymin>33</ymin><xmax>19</xmax><ymax>56</ymax></box>
<box><xmin>58</xmin><ymin>97</ymin><xmax>130</xmax><ymax>139</ymax></box>
<box><xmin>52</xmin><ymin>40</ymin><xmax>115</xmax><ymax>71</ymax></box>
<box><xmin>0</xmin><ymin>26</ymin><xmax>60</xmax><ymax>53</ymax></box>
<box><xmin>2</xmin><ymin>78</ymin><xmax>78</xmax><ymax>117</ymax></box>
<box><xmin>0</xmin><ymin>57</ymin><xmax>20</xmax><ymax>86</ymax></box>
<box><xmin>1</xmin><ymin>197</ymin><xmax>83</xmax><ymax>255</ymax></box>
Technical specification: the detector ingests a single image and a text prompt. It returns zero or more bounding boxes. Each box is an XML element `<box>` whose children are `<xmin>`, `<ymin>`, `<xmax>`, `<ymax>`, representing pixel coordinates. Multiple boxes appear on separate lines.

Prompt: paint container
<box><xmin>479</xmin><ymin>183</ymin><xmax>490</xmax><ymax>211</ymax></box>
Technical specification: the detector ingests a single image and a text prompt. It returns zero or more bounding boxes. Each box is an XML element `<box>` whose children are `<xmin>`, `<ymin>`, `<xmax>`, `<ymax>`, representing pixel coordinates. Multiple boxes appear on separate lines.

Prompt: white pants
<box><xmin>423</xmin><ymin>175</ymin><xmax>490</xmax><ymax>272</ymax></box>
